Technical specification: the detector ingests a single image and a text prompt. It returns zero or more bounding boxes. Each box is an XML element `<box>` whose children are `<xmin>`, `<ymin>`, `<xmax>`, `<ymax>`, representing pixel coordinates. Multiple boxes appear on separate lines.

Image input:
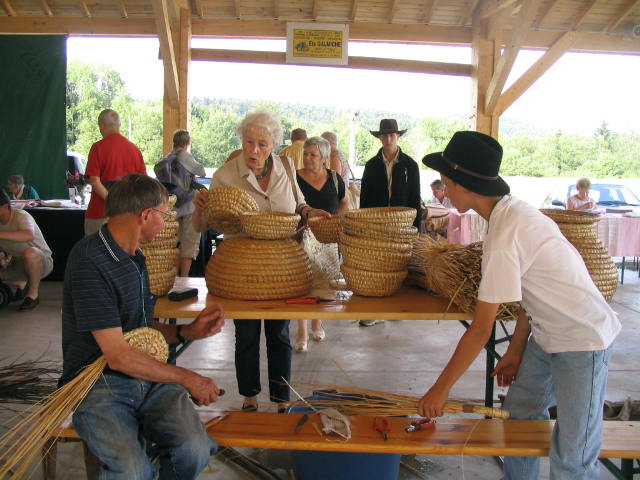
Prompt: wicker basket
<box><xmin>541</xmin><ymin>209</ymin><xmax>618</xmax><ymax>302</ymax></box>
<box><xmin>205</xmin><ymin>237</ymin><xmax>313</xmax><ymax>300</ymax></box>
<box><xmin>206</xmin><ymin>187</ymin><xmax>260</xmax><ymax>234</ymax></box>
<box><xmin>143</xmin><ymin>248</ymin><xmax>179</xmax><ymax>274</ymax></box>
<box><xmin>308</xmin><ymin>215</ymin><xmax>342</xmax><ymax>243</ymax></box>
<box><xmin>341</xmin><ymin>242</ymin><xmax>411</xmax><ymax>272</ymax></box>
<box><xmin>240</xmin><ymin>211</ymin><xmax>301</xmax><ymax>240</ymax></box>
<box><xmin>339</xmin><ymin>232</ymin><xmax>412</xmax><ymax>253</ymax></box>
<box><xmin>341</xmin><ymin>264</ymin><xmax>407</xmax><ymax>297</ymax></box>
<box><xmin>148</xmin><ymin>267</ymin><xmax>177</xmax><ymax>296</ymax></box>
<box><xmin>140</xmin><ymin>236</ymin><xmax>178</xmax><ymax>250</ymax></box>
<box><xmin>344</xmin><ymin>207</ymin><xmax>417</xmax><ymax>226</ymax></box>
<box><xmin>341</xmin><ymin>218</ymin><xmax>418</xmax><ymax>242</ymax></box>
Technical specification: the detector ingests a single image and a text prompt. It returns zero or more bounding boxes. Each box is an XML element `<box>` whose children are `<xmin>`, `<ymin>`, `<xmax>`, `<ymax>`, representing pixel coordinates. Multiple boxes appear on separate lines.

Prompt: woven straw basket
<box><xmin>124</xmin><ymin>327</ymin><xmax>169</xmax><ymax>363</ymax></box>
<box><xmin>344</xmin><ymin>207</ymin><xmax>416</xmax><ymax>226</ymax></box>
<box><xmin>206</xmin><ymin>237</ymin><xmax>313</xmax><ymax>300</ymax></box>
<box><xmin>240</xmin><ymin>211</ymin><xmax>301</xmax><ymax>240</ymax></box>
<box><xmin>342</xmin><ymin>218</ymin><xmax>418</xmax><ymax>242</ymax></box>
<box><xmin>339</xmin><ymin>232</ymin><xmax>412</xmax><ymax>253</ymax></box>
<box><xmin>341</xmin><ymin>264</ymin><xmax>407</xmax><ymax>297</ymax></box>
<box><xmin>206</xmin><ymin>187</ymin><xmax>260</xmax><ymax>234</ymax></box>
<box><xmin>308</xmin><ymin>215</ymin><xmax>342</xmax><ymax>243</ymax></box>
<box><xmin>148</xmin><ymin>267</ymin><xmax>177</xmax><ymax>296</ymax></box>
<box><xmin>341</xmin><ymin>242</ymin><xmax>411</xmax><ymax>272</ymax></box>
<box><xmin>143</xmin><ymin>248</ymin><xmax>179</xmax><ymax>275</ymax></box>
<box><xmin>140</xmin><ymin>236</ymin><xmax>178</xmax><ymax>250</ymax></box>
<box><xmin>541</xmin><ymin>209</ymin><xmax>618</xmax><ymax>302</ymax></box>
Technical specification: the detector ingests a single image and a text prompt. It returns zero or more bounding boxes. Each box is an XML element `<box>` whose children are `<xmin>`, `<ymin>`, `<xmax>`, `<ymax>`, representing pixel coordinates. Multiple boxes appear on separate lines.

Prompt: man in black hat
<box><xmin>419</xmin><ymin>131</ymin><xmax>620</xmax><ymax>480</ymax></box>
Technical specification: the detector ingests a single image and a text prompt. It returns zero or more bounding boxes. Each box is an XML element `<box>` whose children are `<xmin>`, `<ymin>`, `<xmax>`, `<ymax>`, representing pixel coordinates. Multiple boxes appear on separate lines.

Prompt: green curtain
<box><xmin>0</xmin><ymin>35</ymin><xmax>67</xmax><ymax>199</ymax></box>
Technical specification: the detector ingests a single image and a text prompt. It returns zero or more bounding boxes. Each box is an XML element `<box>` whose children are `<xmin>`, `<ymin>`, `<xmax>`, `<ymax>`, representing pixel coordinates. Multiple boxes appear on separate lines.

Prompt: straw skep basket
<box><xmin>419</xmin><ymin>242</ymin><xmax>520</xmax><ymax>321</ymax></box>
<box><xmin>206</xmin><ymin>237</ymin><xmax>313</xmax><ymax>300</ymax></box>
<box><xmin>205</xmin><ymin>187</ymin><xmax>259</xmax><ymax>234</ymax></box>
<box><xmin>541</xmin><ymin>209</ymin><xmax>618</xmax><ymax>302</ymax></box>
<box><xmin>344</xmin><ymin>206</ymin><xmax>417</xmax><ymax>226</ymax></box>
<box><xmin>0</xmin><ymin>327</ymin><xmax>168</xmax><ymax>479</ymax></box>
<box><xmin>341</xmin><ymin>242</ymin><xmax>411</xmax><ymax>273</ymax></box>
<box><xmin>308</xmin><ymin>215</ymin><xmax>342</xmax><ymax>243</ymax></box>
<box><xmin>148</xmin><ymin>267</ymin><xmax>178</xmax><ymax>296</ymax></box>
<box><xmin>140</xmin><ymin>208</ymin><xmax>180</xmax><ymax>294</ymax></box>
<box><xmin>240</xmin><ymin>211</ymin><xmax>301</xmax><ymax>240</ymax></box>
<box><xmin>341</xmin><ymin>265</ymin><xmax>407</xmax><ymax>297</ymax></box>
<box><xmin>339</xmin><ymin>232</ymin><xmax>412</xmax><ymax>253</ymax></box>
<box><xmin>144</xmin><ymin>248</ymin><xmax>180</xmax><ymax>275</ymax></box>
<box><xmin>342</xmin><ymin>219</ymin><xmax>418</xmax><ymax>243</ymax></box>
<box><xmin>139</xmin><ymin>236</ymin><xmax>178</xmax><ymax>251</ymax></box>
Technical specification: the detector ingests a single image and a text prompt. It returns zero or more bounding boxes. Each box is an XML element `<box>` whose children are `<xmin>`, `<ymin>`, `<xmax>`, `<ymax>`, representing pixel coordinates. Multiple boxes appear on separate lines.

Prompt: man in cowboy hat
<box><xmin>418</xmin><ymin>131</ymin><xmax>620</xmax><ymax>480</ymax></box>
<box><xmin>360</xmin><ymin>120</ymin><xmax>421</xmax><ymax>228</ymax></box>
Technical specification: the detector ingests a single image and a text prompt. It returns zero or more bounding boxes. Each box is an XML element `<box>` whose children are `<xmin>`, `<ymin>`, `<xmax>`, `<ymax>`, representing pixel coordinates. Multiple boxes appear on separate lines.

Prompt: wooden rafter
<box><xmin>423</xmin><ymin>0</ymin><xmax>436</xmax><ymax>24</ymax></box>
<box><xmin>484</xmin><ymin>0</ymin><xmax>537</xmax><ymax>115</ymax></box>
<box><xmin>118</xmin><ymin>0</ymin><xmax>128</xmax><ymax>18</ymax></box>
<box><xmin>1</xmin><ymin>0</ymin><xmax>16</xmax><ymax>15</ymax></box>
<box><xmin>234</xmin><ymin>0</ymin><xmax>240</xmax><ymax>18</ymax></box>
<box><xmin>571</xmin><ymin>0</ymin><xmax>598</xmax><ymax>31</ymax></box>
<box><xmin>350</xmin><ymin>0</ymin><xmax>358</xmax><ymax>21</ymax></box>
<box><xmin>312</xmin><ymin>0</ymin><xmax>318</xmax><ymax>19</ymax></box>
<box><xmin>460</xmin><ymin>0</ymin><xmax>479</xmax><ymax>26</ymax></box>
<box><xmin>191</xmin><ymin>48</ymin><xmax>472</xmax><ymax>76</ymax></box>
<box><xmin>79</xmin><ymin>0</ymin><xmax>91</xmax><ymax>17</ymax></box>
<box><xmin>189</xmin><ymin>0</ymin><xmax>203</xmax><ymax>18</ymax></box>
<box><xmin>152</xmin><ymin>0</ymin><xmax>179</xmax><ymax>107</ymax></box>
<box><xmin>389</xmin><ymin>0</ymin><xmax>400</xmax><ymax>22</ymax></box>
<box><xmin>604</xmin><ymin>0</ymin><xmax>640</xmax><ymax>33</ymax></box>
<box><xmin>494</xmin><ymin>31</ymin><xmax>577</xmax><ymax>117</ymax></box>
<box><xmin>479</xmin><ymin>0</ymin><xmax>519</xmax><ymax>20</ymax></box>
<box><xmin>38</xmin><ymin>0</ymin><xmax>53</xmax><ymax>17</ymax></box>
<box><xmin>533</xmin><ymin>0</ymin><xmax>559</xmax><ymax>29</ymax></box>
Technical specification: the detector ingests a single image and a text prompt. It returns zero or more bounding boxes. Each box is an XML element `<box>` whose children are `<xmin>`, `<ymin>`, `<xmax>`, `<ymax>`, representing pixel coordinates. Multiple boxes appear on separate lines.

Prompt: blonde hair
<box><xmin>576</xmin><ymin>177</ymin><xmax>591</xmax><ymax>190</ymax></box>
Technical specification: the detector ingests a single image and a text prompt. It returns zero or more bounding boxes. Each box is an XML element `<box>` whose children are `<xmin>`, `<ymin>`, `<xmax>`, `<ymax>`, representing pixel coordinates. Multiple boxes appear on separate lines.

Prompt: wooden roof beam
<box><xmin>461</xmin><ymin>0</ymin><xmax>479</xmax><ymax>26</ymax></box>
<box><xmin>389</xmin><ymin>0</ymin><xmax>400</xmax><ymax>22</ymax></box>
<box><xmin>118</xmin><ymin>0</ymin><xmax>128</xmax><ymax>17</ymax></box>
<box><xmin>234</xmin><ymin>0</ymin><xmax>240</xmax><ymax>18</ymax></box>
<box><xmin>1</xmin><ymin>0</ymin><xmax>16</xmax><ymax>16</ymax></box>
<box><xmin>423</xmin><ymin>0</ymin><xmax>436</xmax><ymax>24</ymax></box>
<box><xmin>484</xmin><ymin>0</ymin><xmax>537</xmax><ymax>115</ymax></box>
<box><xmin>479</xmin><ymin>0</ymin><xmax>519</xmax><ymax>20</ymax></box>
<box><xmin>152</xmin><ymin>0</ymin><xmax>179</xmax><ymax>107</ymax></box>
<box><xmin>571</xmin><ymin>0</ymin><xmax>598</xmax><ymax>31</ymax></box>
<box><xmin>312</xmin><ymin>0</ymin><xmax>318</xmax><ymax>19</ymax></box>
<box><xmin>605</xmin><ymin>0</ymin><xmax>640</xmax><ymax>33</ymax></box>
<box><xmin>38</xmin><ymin>0</ymin><xmax>53</xmax><ymax>16</ymax></box>
<box><xmin>495</xmin><ymin>31</ymin><xmax>577</xmax><ymax>116</ymax></box>
<box><xmin>189</xmin><ymin>0</ymin><xmax>203</xmax><ymax>18</ymax></box>
<box><xmin>350</xmin><ymin>0</ymin><xmax>358</xmax><ymax>21</ymax></box>
<box><xmin>191</xmin><ymin>47</ymin><xmax>472</xmax><ymax>76</ymax></box>
<box><xmin>79</xmin><ymin>0</ymin><xmax>91</xmax><ymax>17</ymax></box>
<box><xmin>533</xmin><ymin>0</ymin><xmax>559</xmax><ymax>29</ymax></box>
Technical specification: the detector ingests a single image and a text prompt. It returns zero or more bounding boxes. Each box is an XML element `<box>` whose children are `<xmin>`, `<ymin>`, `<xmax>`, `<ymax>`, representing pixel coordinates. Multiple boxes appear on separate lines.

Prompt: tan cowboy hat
<box><xmin>369</xmin><ymin>119</ymin><xmax>407</xmax><ymax>138</ymax></box>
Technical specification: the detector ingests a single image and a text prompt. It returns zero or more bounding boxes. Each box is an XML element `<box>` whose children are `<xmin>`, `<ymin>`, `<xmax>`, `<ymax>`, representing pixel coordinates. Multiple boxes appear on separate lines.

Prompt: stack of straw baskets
<box><xmin>339</xmin><ymin>207</ymin><xmax>418</xmax><ymax>296</ymax></box>
<box><xmin>204</xmin><ymin>187</ymin><xmax>313</xmax><ymax>300</ymax></box>
<box><xmin>541</xmin><ymin>209</ymin><xmax>618</xmax><ymax>302</ymax></box>
<box><xmin>140</xmin><ymin>195</ymin><xmax>179</xmax><ymax>296</ymax></box>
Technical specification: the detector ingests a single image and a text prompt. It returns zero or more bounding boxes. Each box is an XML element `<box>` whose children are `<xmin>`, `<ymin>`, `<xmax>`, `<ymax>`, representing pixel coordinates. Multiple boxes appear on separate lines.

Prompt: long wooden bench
<box><xmin>47</xmin><ymin>413</ymin><xmax>640</xmax><ymax>479</ymax></box>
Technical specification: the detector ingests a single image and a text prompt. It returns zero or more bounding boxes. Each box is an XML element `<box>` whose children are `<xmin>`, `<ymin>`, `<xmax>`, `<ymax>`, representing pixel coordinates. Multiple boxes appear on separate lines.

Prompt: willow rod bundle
<box><xmin>288</xmin><ymin>383</ymin><xmax>509</xmax><ymax>419</ymax></box>
<box><xmin>418</xmin><ymin>242</ymin><xmax>520</xmax><ymax>321</ymax></box>
<box><xmin>0</xmin><ymin>327</ymin><xmax>168</xmax><ymax>479</ymax></box>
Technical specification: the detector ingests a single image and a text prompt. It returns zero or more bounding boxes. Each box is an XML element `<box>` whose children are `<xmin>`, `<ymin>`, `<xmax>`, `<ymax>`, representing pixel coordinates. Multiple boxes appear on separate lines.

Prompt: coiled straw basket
<box><xmin>240</xmin><ymin>211</ymin><xmax>301</xmax><ymax>240</ymax></box>
<box><xmin>308</xmin><ymin>215</ymin><xmax>342</xmax><ymax>243</ymax></box>
<box><xmin>540</xmin><ymin>209</ymin><xmax>618</xmax><ymax>302</ymax></box>
<box><xmin>206</xmin><ymin>187</ymin><xmax>259</xmax><ymax>234</ymax></box>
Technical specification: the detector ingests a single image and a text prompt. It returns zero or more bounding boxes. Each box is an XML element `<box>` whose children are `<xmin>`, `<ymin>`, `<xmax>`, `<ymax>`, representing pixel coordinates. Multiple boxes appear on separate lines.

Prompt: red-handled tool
<box><xmin>373</xmin><ymin>417</ymin><xmax>391</xmax><ymax>441</ymax></box>
<box><xmin>405</xmin><ymin>417</ymin><xmax>436</xmax><ymax>433</ymax></box>
<box><xmin>285</xmin><ymin>297</ymin><xmax>333</xmax><ymax>304</ymax></box>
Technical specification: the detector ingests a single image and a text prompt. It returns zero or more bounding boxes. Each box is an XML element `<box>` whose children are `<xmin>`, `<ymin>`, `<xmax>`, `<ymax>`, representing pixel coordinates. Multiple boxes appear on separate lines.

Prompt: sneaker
<box><xmin>359</xmin><ymin>320</ymin><xmax>384</xmax><ymax>327</ymax></box>
<box><xmin>19</xmin><ymin>297</ymin><xmax>40</xmax><ymax>311</ymax></box>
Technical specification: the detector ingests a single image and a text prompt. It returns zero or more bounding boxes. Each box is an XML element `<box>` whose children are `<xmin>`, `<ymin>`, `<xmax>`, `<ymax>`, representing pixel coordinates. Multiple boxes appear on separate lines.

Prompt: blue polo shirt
<box><xmin>60</xmin><ymin>225</ymin><xmax>156</xmax><ymax>386</ymax></box>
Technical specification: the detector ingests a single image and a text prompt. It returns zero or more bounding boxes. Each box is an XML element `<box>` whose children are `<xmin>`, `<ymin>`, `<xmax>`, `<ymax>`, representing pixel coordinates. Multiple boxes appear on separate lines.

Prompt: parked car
<box><xmin>66</xmin><ymin>150</ymin><xmax>87</xmax><ymax>176</ymax></box>
<box><xmin>540</xmin><ymin>183</ymin><xmax>640</xmax><ymax>213</ymax></box>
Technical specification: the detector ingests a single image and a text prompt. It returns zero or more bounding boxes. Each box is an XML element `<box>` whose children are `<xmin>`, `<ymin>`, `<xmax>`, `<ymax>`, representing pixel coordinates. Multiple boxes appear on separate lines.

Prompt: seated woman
<box><xmin>5</xmin><ymin>175</ymin><xmax>39</xmax><ymax>200</ymax></box>
<box><xmin>567</xmin><ymin>177</ymin><xmax>596</xmax><ymax>211</ymax></box>
<box><xmin>295</xmin><ymin>136</ymin><xmax>348</xmax><ymax>352</ymax></box>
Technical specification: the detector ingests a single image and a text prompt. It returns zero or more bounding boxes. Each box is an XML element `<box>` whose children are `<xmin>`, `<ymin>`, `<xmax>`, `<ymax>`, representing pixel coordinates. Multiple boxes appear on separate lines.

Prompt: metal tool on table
<box><xmin>405</xmin><ymin>417</ymin><xmax>436</xmax><ymax>433</ymax></box>
<box><xmin>373</xmin><ymin>417</ymin><xmax>390</xmax><ymax>441</ymax></box>
<box><xmin>285</xmin><ymin>297</ymin><xmax>334</xmax><ymax>304</ymax></box>
<box><xmin>293</xmin><ymin>413</ymin><xmax>309</xmax><ymax>434</ymax></box>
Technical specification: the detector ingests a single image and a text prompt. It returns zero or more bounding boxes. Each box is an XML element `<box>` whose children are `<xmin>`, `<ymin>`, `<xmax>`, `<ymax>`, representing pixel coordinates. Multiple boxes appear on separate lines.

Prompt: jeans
<box><xmin>73</xmin><ymin>374</ymin><xmax>217</xmax><ymax>480</ymax></box>
<box><xmin>234</xmin><ymin>319</ymin><xmax>292</xmax><ymax>403</ymax></box>
<box><xmin>502</xmin><ymin>338</ymin><xmax>612</xmax><ymax>480</ymax></box>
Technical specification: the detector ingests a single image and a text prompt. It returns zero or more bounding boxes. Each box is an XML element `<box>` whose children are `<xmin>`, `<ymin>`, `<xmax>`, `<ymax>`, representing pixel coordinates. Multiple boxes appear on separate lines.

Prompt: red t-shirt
<box><xmin>85</xmin><ymin>133</ymin><xmax>147</xmax><ymax>219</ymax></box>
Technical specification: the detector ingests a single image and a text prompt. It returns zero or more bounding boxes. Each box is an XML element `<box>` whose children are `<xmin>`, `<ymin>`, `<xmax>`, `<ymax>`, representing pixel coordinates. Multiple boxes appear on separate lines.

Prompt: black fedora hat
<box><xmin>370</xmin><ymin>119</ymin><xmax>407</xmax><ymax>138</ymax></box>
<box><xmin>422</xmin><ymin>131</ymin><xmax>510</xmax><ymax>196</ymax></box>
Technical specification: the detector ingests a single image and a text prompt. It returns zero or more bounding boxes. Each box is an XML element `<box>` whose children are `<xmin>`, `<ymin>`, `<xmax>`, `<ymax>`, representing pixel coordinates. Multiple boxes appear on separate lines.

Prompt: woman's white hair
<box><xmin>237</xmin><ymin>109</ymin><xmax>283</xmax><ymax>148</ymax></box>
<box><xmin>304</xmin><ymin>136</ymin><xmax>331</xmax><ymax>162</ymax></box>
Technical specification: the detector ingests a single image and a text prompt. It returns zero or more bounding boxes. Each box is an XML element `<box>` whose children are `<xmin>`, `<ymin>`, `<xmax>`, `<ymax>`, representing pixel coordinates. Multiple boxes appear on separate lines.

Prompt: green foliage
<box><xmin>190</xmin><ymin>105</ymin><xmax>241</xmax><ymax>168</ymax></box>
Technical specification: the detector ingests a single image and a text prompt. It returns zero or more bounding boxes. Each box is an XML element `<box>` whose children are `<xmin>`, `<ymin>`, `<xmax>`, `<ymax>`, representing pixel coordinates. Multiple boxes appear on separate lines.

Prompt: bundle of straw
<box><xmin>0</xmin><ymin>327</ymin><xmax>168</xmax><ymax>479</ymax></box>
<box><xmin>287</xmin><ymin>384</ymin><xmax>509</xmax><ymax>419</ymax></box>
<box><xmin>406</xmin><ymin>233</ymin><xmax>443</xmax><ymax>291</ymax></box>
<box><xmin>418</xmin><ymin>242</ymin><xmax>520</xmax><ymax>321</ymax></box>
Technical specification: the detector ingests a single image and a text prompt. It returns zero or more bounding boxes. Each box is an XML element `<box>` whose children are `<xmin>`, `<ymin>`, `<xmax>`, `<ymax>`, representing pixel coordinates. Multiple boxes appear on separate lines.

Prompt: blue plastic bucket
<box><xmin>290</xmin><ymin>390</ymin><xmax>402</xmax><ymax>480</ymax></box>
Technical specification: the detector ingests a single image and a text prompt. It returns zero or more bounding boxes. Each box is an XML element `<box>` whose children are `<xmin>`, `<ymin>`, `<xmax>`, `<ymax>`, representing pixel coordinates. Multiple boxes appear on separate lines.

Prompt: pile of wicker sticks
<box><xmin>339</xmin><ymin>207</ymin><xmax>418</xmax><ymax>297</ymax></box>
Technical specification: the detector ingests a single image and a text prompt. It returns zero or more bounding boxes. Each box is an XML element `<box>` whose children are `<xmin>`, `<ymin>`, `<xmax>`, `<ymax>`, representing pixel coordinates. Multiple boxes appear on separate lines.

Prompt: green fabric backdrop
<box><xmin>0</xmin><ymin>35</ymin><xmax>67</xmax><ymax>199</ymax></box>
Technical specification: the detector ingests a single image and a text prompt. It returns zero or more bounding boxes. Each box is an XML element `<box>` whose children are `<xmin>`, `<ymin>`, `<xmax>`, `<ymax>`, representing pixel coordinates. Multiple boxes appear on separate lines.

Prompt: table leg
<box><xmin>485</xmin><ymin>323</ymin><xmax>497</xmax><ymax>411</ymax></box>
<box><xmin>621</xmin><ymin>257</ymin><xmax>626</xmax><ymax>284</ymax></box>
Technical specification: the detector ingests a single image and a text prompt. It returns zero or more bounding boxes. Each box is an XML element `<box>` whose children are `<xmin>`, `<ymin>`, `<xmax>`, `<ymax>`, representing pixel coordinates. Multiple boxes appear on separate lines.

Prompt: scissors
<box><xmin>285</xmin><ymin>297</ymin><xmax>334</xmax><ymax>304</ymax></box>
<box><xmin>373</xmin><ymin>417</ymin><xmax>391</xmax><ymax>441</ymax></box>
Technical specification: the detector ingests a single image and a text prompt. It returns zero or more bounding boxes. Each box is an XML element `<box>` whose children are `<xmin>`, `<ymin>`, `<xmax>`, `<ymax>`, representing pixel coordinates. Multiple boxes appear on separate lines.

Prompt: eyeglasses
<box><xmin>150</xmin><ymin>207</ymin><xmax>171</xmax><ymax>221</ymax></box>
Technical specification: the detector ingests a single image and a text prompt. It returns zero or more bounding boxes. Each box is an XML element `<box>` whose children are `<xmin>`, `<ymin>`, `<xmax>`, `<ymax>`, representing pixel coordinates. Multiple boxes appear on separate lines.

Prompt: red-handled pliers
<box><xmin>285</xmin><ymin>297</ymin><xmax>333</xmax><ymax>304</ymax></box>
<box><xmin>405</xmin><ymin>417</ymin><xmax>436</xmax><ymax>432</ymax></box>
<box><xmin>373</xmin><ymin>417</ymin><xmax>391</xmax><ymax>441</ymax></box>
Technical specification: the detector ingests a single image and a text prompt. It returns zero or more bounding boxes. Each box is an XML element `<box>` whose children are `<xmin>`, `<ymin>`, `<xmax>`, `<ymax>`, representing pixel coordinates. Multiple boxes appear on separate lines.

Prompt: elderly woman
<box><xmin>567</xmin><ymin>177</ymin><xmax>596</xmax><ymax>211</ymax></box>
<box><xmin>193</xmin><ymin>110</ymin><xmax>329</xmax><ymax>412</ymax></box>
<box><xmin>5</xmin><ymin>175</ymin><xmax>39</xmax><ymax>200</ymax></box>
<box><xmin>293</xmin><ymin>136</ymin><xmax>348</xmax><ymax>352</ymax></box>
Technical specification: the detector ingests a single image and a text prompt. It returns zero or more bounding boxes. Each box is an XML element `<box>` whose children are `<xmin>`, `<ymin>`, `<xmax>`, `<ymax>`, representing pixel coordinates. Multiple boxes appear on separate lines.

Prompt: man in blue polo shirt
<box><xmin>61</xmin><ymin>174</ymin><xmax>226</xmax><ymax>479</ymax></box>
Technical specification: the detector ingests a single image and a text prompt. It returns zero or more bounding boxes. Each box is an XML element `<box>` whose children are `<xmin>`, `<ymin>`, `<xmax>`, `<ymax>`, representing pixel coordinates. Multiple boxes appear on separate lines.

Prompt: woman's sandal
<box><xmin>310</xmin><ymin>329</ymin><xmax>326</xmax><ymax>342</ymax></box>
<box><xmin>294</xmin><ymin>340</ymin><xmax>307</xmax><ymax>352</ymax></box>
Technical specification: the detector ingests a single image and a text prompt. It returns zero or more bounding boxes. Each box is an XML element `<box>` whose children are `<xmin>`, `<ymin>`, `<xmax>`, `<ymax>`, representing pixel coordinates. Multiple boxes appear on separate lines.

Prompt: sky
<box><xmin>66</xmin><ymin>36</ymin><xmax>640</xmax><ymax>135</ymax></box>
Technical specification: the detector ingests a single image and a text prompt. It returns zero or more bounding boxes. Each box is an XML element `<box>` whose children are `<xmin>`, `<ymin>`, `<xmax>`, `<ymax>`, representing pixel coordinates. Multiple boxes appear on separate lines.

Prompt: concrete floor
<box><xmin>1</xmin><ymin>266</ymin><xmax>638</xmax><ymax>479</ymax></box>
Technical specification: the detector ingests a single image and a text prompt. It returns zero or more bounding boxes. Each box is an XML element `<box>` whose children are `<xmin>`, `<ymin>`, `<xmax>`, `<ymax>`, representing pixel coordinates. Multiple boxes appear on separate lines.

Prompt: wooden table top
<box><xmin>154</xmin><ymin>278</ymin><xmax>472</xmax><ymax>321</ymax></box>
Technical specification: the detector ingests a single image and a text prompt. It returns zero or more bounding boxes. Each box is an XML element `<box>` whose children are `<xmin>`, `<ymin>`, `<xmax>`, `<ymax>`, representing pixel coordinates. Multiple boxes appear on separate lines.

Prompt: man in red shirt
<box><xmin>84</xmin><ymin>109</ymin><xmax>147</xmax><ymax>236</ymax></box>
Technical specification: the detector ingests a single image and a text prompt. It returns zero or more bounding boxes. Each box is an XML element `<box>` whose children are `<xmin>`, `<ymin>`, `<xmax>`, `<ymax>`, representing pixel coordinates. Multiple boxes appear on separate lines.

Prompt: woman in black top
<box><xmin>294</xmin><ymin>137</ymin><xmax>348</xmax><ymax>352</ymax></box>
